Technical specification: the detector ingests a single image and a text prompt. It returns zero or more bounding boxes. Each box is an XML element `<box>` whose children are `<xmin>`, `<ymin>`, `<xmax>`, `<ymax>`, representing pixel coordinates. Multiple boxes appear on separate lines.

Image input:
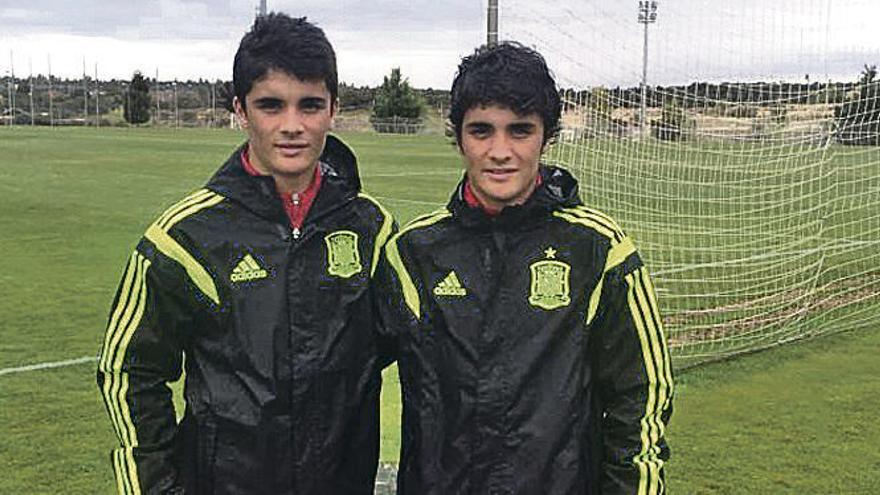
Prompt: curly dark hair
<box><xmin>449</xmin><ymin>41</ymin><xmax>561</xmax><ymax>145</ymax></box>
<box><xmin>233</xmin><ymin>13</ymin><xmax>337</xmax><ymax>107</ymax></box>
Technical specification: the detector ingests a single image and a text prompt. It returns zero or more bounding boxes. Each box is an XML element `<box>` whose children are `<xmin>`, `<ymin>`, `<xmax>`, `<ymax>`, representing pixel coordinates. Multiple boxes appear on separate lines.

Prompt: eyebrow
<box><xmin>465</xmin><ymin>121</ymin><xmax>493</xmax><ymax>129</ymax></box>
<box><xmin>252</xmin><ymin>96</ymin><xmax>283</xmax><ymax>106</ymax></box>
<box><xmin>509</xmin><ymin>122</ymin><xmax>537</xmax><ymax>130</ymax></box>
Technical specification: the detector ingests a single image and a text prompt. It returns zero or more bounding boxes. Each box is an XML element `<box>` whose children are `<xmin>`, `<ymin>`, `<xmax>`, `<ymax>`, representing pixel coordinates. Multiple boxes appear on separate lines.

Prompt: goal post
<box><xmin>503</xmin><ymin>0</ymin><xmax>880</xmax><ymax>367</ymax></box>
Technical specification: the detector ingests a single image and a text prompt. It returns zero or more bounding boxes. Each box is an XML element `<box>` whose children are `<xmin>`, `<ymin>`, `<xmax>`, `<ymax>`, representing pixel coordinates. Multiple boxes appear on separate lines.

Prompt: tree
<box><xmin>835</xmin><ymin>65</ymin><xmax>880</xmax><ymax>145</ymax></box>
<box><xmin>217</xmin><ymin>80</ymin><xmax>235</xmax><ymax>113</ymax></box>
<box><xmin>124</xmin><ymin>71</ymin><xmax>152</xmax><ymax>124</ymax></box>
<box><xmin>371</xmin><ymin>67</ymin><xmax>423</xmax><ymax>133</ymax></box>
<box><xmin>859</xmin><ymin>64</ymin><xmax>877</xmax><ymax>85</ymax></box>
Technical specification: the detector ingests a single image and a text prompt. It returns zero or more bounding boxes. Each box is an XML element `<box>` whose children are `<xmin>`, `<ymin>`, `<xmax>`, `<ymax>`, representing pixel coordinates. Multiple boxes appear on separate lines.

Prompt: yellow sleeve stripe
<box><xmin>605</xmin><ymin>236</ymin><xmax>637</xmax><ymax>273</ymax></box>
<box><xmin>156</xmin><ymin>189</ymin><xmax>216</xmax><ymax>229</ymax></box>
<box><xmin>584</xmin><ymin>235</ymin><xmax>635</xmax><ymax>325</ymax></box>
<box><xmin>553</xmin><ymin>210</ymin><xmax>618</xmax><ymax>242</ymax></box>
<box><xmin>572</xmin><ymin>205</ymin><xmax>623</xmax><ymax>235</ymax></box>
<box><xmin>112</xmin><ymin>448</ymin><xmax>135</xmax><ymax>495</ymax></box>
<box><xmin>143</xmin><ymin>191</ymin><xmax>224</xmax><ymax>305</ymax></box>
<box><xmin>145</xmin><ymin>224</ymin><xmax>219</xmax><ymax>305</ymax></box>
<box><xmin>100</xmin><ymin>253</ymin><xmax>139</xmax><ymax>372</ymax></box>
<box><xmin>625</xmin><ymin>267</ymin><xmax>673</xmax><ymax>495</ymax></box>
<box><xmin>99</xmin><ymin>252</ymin><xmax>150</xmax><ymax>495</ymax></box>
<box><xmin>585</xmin><ymin>277</ymin><xmax>604</xmax><ymax>325</ymax></box>
<box><xmin>385</xmin><ymin>210</ymin><xmax>451</xmax><ymax>320</ymax></box>
<box><xmin>557</xmin><ymin>204</ymin><xmax>636</xmax><ymax>325</ymax></box>
<box><xmin>385</xmin><ymin>239</ymin><xmax>420</xmax><ymax>319</ymax></box>
<box><xmin>558</xmin><ymin>206</ymin><xmax>625</xmax><ymax>240</ymax></box>
<box><xmin>358</xmin><ymin>192</ymin><xmax>396</xmax><ymax>277</ymax></box>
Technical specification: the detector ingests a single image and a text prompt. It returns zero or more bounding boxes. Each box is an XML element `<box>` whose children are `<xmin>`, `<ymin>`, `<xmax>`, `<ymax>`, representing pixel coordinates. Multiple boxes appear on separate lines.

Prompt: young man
<box><xmin>377</xmin><ymin>42</ymin><xmax>673</xmax><ymax>494</ymax></box>
<box><xmin>97</xmin><ymin>14</ymin><xmax>393</xmax><ymax>494</ymax></box>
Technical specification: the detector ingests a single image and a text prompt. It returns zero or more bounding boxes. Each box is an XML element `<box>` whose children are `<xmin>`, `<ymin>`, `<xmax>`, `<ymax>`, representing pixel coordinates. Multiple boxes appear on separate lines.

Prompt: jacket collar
<box><xmin>206</xmin><ymin>134</ymin><xmax>361</xmax><ymax>225</ymax></box>
<box><xmin>447</xmin><ymin>164</ymin><xmax>582</xmax><ymax>230</ymax></box>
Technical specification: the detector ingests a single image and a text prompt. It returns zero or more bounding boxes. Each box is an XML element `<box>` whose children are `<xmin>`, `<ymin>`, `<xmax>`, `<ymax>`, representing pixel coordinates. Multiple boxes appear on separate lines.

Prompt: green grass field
<box><xmin>1</xmin><ymin>127</ymin><xmax>878</xmax><ymax>493</ymax></box>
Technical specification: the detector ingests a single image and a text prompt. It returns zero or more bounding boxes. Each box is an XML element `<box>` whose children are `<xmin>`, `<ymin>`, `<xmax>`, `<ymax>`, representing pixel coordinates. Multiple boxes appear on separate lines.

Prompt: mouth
<box><xmin>275</xmin><ymin>142</ymin><xmax>309</xmax><ymax>156</ymax></box>
<box><xmin>483</xmin><ymin>168</ymin><xmax>517</xmax><ymax>180</ymax></box>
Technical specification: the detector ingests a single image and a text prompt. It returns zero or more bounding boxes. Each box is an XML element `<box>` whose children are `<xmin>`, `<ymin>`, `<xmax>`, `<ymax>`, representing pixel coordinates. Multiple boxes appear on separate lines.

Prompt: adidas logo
<box><xmin>231</xmin><ymin>254</ymin><xmax>268</xmax><ymax>282</ymax></box>
<box><xmin>433</xmin><ymin>271</ymin><xmax>467</xmax><ymax>297</ymax></box>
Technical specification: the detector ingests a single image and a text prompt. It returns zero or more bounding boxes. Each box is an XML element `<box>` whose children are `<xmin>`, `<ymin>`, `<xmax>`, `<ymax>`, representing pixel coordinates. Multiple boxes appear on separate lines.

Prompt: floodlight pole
<box><xmin>487</xmin><ymin>0</ymin><xmax>499</xmax><ymax>47</ymax></box>
<box><xmin>638</xmin><ymin>1</ymin><xmax>658</xmax><ymax>138</ymax></box>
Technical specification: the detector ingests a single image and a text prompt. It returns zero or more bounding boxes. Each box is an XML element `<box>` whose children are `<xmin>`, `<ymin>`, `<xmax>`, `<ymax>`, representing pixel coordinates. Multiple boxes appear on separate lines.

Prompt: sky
<box><xmin>1</xmin><ymin>0</ymin><xmax>879</xmax><ymax>89</ymax></box>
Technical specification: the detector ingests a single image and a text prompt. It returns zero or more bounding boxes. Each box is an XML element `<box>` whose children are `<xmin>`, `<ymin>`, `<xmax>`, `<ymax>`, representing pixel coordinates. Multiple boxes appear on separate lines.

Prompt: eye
<box><xmin>467</xmin><ymin>124</ymin><xmax>492</xmax><ymax>139</ymax></box>
<box><xmin>254</xmin><ymin>98</ymin><xmax>283</xmax><ymax>112</ymax></box>
<box><xmin>509</xmin><ymin>124</ymin><xmax>536</xmax><ymax>138</ymax></box>
<box><xmin>300</xmin><ymin>98</ymin><xmax>328</xmax><ymax>113</ymax></box>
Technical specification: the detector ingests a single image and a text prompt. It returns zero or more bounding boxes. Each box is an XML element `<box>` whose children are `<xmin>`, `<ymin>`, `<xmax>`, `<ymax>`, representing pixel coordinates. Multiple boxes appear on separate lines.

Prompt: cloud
<box><xmin>1</xmin><ymin>0</ymin><xmax>878</xmax><ymax>88</ymax></box>
<box><xmin>0</xmin><ymin>1</ymin><xmax>249</xmax><ymax>40</ymax></box>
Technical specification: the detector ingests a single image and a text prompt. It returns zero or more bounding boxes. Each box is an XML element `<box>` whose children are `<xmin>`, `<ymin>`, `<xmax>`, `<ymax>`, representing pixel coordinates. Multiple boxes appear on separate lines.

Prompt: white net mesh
<box><xmin>504</xmin><ymin>0</ymin><xmax>880</xmax><ymax>367</ymax></box>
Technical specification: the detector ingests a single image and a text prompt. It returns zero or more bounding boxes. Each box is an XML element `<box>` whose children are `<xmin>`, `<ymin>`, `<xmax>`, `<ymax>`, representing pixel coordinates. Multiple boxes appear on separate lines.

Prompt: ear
<box><xmin>233</xmin><ymin>96</ymin><xmax>248</xmax><ymax>128</ymax></box>
<box><xmin>330</xmin><ymin>97</ymin><xmax>339</xmax><ymax>119</ymax></box>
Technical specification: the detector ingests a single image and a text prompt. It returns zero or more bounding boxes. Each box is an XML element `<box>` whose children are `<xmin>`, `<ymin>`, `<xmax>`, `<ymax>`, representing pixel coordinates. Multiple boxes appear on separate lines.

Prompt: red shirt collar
<box><xmin>463</xmin><ymin>172</ymin><xmax>543</xmax><ymax>216</ymax></box>
<box><xmin>240</xmin><ymin>146</ymin><xmax>322</xmax><ymax>229</ymax></box>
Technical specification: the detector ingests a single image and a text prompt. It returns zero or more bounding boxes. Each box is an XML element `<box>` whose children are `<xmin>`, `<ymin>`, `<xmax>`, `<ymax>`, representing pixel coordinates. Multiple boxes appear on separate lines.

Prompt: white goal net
<box><xmin>504</xmin><ymin>0</ymin><xmax>880</xmax><ymax>367</ymax></box>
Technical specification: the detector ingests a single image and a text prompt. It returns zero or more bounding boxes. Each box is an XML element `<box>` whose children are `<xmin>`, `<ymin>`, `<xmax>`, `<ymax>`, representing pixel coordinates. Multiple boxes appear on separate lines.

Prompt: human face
<box><xmin>234</xmin><ymin>69</ymin><xmax>336</xmax><ymax>193</ymax></box>
<box><xmin>459</xmin><ymin>104</ymin><xmax>545</xmax><ymax>211</ymax></box>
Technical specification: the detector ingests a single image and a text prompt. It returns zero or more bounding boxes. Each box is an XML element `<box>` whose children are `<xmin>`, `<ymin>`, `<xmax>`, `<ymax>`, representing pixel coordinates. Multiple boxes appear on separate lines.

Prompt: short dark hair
<box><xmin>449</xmin><ymin>42</ymin><xmax>561</xmax><ymax>146</ymax></box>
<box><xmin>233</xmin><ymin>13</ymin><xmax>338</xmax><ymax>107</ymax></box>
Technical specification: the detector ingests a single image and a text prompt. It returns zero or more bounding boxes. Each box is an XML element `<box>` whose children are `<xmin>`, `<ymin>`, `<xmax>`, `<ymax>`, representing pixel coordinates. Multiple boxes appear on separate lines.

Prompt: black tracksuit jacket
<box><xmin>376</xmin><ymin>165</ymin><xmax>674</xmax><ymax>495</ymax></box>
<box><xmin>97</xmin><ymin>135</ymin><xmax>394</xmax><ymax>494</ymax></box>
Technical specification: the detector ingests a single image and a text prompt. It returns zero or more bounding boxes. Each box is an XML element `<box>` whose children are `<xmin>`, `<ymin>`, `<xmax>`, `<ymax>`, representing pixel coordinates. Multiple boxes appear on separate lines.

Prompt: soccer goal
<box><xmin>503</xmin><ymin>0</ymin><xmax>880</xmax><ymax>367</ymax></box>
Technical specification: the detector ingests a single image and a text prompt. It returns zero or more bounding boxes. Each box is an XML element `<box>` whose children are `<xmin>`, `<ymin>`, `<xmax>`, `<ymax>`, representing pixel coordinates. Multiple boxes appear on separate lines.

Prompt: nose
<box><xmin>487</xmin><ymin>135</ymin><xmax>512</xmax><ymax>163</ymax></box>
<box><xmin>280</xmin><ymin>108</ymin><xmax>305</xmax><ymax>135</ymax></box>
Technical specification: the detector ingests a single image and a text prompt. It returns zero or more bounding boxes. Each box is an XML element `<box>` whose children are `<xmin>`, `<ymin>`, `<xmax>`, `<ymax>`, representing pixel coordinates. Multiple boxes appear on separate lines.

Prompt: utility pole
<box><xmin>95</xmin><ymin>63</ymin><xmax>100</xmax><ymax>128</ymax></box>
<box><xmin>173</xmin><ymin>80</ymin><xmax>179</xmax><ymax>128</ymax></box>
<box><xmin>29</xmin><ymin>59</ymin><xmax>34</xmax><ymax>126</ymax></box>
<box><xmin>155</xmin><ymin>68</ymin><xmax>161</xmax><ymax>126</ymax></box>
<box><xmin>638</xmin><ymin>1</ymin><xmax>658</xmax><ymax>138</ymax></box>
<box><xmin>82</xmin><ymin>57</ymin><xmax>88</xmax><ymax>126</ymax></box>
<box><xmin>487</xmin><ymin>0</ymin><xmax>499</xmax><ymax>47</ymax></box>
<box><xmin>257</xmin><ymin>0</ymin><xmax>267</xmax><ymax>18</ymax></box>
<box><xmin>211</xmin><ymin>81</ymin><xmax>216</xmax><ymax>128</ymax></box>
<box><xmin>9</xmin><ymin>50</ymin><xmax>16</xmax><ymax>126</ymax></box>
<box><xmin>48</xmin><ymin>54</ymin><xmax>53</xmax><ymax>127</ymax></box>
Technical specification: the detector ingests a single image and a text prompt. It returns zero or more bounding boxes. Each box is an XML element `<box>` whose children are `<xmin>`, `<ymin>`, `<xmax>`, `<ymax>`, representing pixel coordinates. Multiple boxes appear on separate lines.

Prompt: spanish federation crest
<box><xmin>528</xmin><ymin>247</ymin><xmax>571</xmax><ymax>310</ymax></box>
<box><xmin>325</xmin><ymin>230</ymin><xmax>362</xmax><ymax>278</ymax></box>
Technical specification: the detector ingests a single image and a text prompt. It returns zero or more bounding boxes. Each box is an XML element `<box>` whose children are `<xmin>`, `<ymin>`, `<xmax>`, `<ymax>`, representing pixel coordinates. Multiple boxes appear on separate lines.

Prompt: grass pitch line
<box><xmin>0</xmin><ymin>356</ymin><xmax>96</xmax><ymax>377</ymax></box>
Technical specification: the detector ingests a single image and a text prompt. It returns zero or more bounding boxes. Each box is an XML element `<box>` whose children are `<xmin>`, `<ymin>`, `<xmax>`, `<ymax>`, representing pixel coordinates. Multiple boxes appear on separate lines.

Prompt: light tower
<box><xmin>487</xmin><ymin>0</ymin><xmax>499</xmax><ymax>47</ymax></box>
<box><xmin>638</xmin><ymin>1</ymin><xmax>658</xmax><ymax>138</ymax></box>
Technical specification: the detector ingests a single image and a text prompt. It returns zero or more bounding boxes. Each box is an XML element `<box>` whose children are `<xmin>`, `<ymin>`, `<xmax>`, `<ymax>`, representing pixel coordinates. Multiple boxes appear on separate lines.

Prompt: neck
<box><xmin>274</xmin><ymin>166</ymin><xmax>318</xmax><ymax>195</ymax></box>
<box><xmin>464</xmin><ymin>175</ymin><xmax>540</xmax><ymax>215</ymax></box>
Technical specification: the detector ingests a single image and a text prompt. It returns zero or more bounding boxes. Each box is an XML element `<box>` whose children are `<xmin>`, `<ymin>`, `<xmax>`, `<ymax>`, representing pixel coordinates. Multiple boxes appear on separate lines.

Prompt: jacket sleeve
<box><xmin>373</xmin><ymin>232</ymin><xmax>423</xmax><ymax>369</ymax></box>
<box><xmin>365</xmin><ymin>200</ymin><xmax>400</xmax><ymax>370</ymax></box>
<box><xmin>590</xmin><ymin>241</ymin><xmax>674</xmax><ymax>495</ymax></box>
<box><xmin>96</xmin><ymin>241</ymin><xmax>192</xmax><ymax>494</ymax></box>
